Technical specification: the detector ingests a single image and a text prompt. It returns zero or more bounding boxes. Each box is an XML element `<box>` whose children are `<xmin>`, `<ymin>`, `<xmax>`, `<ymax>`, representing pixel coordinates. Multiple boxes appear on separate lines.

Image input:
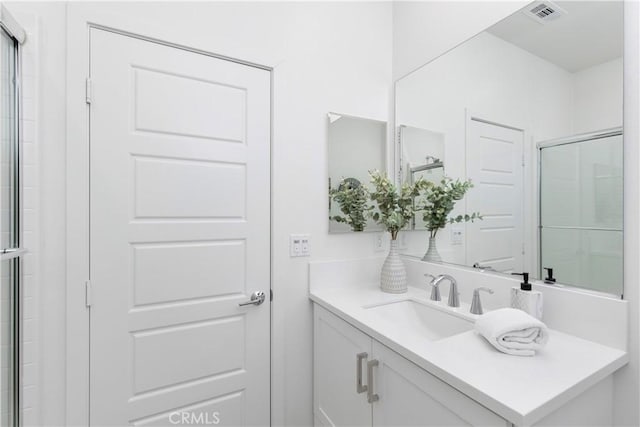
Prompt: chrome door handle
<box><xmin>238</xmin><ymin>291</ymin><xmax>266</xmax><ymax>307</ymax></box>
<box><xmin>367</xmin><ymin>359</ymin><xmax>379</xmax><ymax>403</ymax></box>
<box><xmin>356</xmin><ymin>352</ymin><xmax>368</xmax><ymax>394</ymax></box>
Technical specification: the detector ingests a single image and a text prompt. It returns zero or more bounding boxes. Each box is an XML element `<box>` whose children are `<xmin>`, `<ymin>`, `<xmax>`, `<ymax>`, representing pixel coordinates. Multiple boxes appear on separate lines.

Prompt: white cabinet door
<box><xmin>314</xmin><ymin>305</ymin><xmax>372</xmax><ymax>427</ymax></box>
<box><xmin>371</xmin><ymin>341</ymin><xmax>508</xmax><ymax>427</ymax></box>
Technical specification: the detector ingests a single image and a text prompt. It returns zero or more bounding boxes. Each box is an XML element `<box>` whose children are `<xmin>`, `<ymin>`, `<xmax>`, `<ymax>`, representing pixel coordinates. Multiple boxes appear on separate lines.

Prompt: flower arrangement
<box><xmin>329</xmin><ymin>178</ymin><xmax>373</xmax><ymax>232</ymax></box>
<box><xmin>369</xmin><ymin>170</ymin><xmax>427</xmax><ymax>240</ymax></box>
<box><xmin>417</xmin><ymin>177</ymin><xmax>481</xmax><ymax>238</ymax></box>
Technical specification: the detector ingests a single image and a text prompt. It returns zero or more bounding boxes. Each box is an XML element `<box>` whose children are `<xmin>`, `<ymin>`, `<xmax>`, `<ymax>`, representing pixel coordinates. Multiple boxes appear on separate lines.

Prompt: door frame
<box><xmin>66</xmin><ymin>7</ymin><xmax>275</xmax><ymax>425</ymax></box>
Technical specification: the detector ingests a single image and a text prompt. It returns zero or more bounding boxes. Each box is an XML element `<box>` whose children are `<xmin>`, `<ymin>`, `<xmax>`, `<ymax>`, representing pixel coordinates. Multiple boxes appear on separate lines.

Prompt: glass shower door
<box><xmin>0</xmin><ymin>27</ymin><xmax>20</xmax><ymax>427</ymax></box>
<box><xmin>539</xmin><ymin>132</ymin><xmax>623</xmax><ymax>295</ymax></box>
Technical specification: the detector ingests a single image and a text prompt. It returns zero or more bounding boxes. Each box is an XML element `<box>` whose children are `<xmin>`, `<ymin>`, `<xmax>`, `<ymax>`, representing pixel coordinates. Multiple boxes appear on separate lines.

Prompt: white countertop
<box><xmin>309</xmin><ymin>283</ymin><xmax>628</xmax><ymax>426</ymax></box>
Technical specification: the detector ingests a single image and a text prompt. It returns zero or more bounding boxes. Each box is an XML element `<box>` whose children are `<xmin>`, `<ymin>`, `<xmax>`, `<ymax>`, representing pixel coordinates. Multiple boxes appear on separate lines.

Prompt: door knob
<box><xmin>239</xmin><ymin>291</ymin><xmax>266</xmax><ymax>307</ymax></box>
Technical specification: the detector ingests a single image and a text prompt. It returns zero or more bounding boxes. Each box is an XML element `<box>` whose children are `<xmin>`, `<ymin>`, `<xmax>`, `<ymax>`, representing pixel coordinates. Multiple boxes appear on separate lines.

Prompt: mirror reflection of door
<box><xmin>466</xmin><ymin>117</ymin><xmax>524</xmax><ymax>274</ymax></box>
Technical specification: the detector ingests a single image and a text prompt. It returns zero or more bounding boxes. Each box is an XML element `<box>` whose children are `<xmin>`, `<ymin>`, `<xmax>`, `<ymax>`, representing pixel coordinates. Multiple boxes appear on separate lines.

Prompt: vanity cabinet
<box><xmin>314</xmin><ymin>304</ymin><xmax>373</xmax><ymax>426</ymax></box>
<box><xmin>313</xmin><ymin>305</ymin><xmax>508</xmax><ymax>427</ymax></box>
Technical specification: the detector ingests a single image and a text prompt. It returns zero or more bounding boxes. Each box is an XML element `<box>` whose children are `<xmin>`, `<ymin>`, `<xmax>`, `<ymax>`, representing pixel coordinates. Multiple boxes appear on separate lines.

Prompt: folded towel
<box><xmin>475</xmin><ymin>308</ymin><xmax>549</xmax><ymax>356</ymax></box>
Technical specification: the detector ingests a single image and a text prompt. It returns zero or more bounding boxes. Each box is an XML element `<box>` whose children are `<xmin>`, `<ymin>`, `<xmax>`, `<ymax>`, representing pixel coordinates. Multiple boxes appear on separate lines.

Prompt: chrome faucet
<box><xmin>431</xmin><ymin>274</ymin><xmax>459</xmax><ymax>307</ymax></box>
<box><xmin>424</xmin><ymin>274</ymin><xmax>441</xmax><ymax>301</ymax></box>
<box><xmin>470</xmin><ymin>287</ymin><xmax>494</xmax><ymax>315</ymax></box>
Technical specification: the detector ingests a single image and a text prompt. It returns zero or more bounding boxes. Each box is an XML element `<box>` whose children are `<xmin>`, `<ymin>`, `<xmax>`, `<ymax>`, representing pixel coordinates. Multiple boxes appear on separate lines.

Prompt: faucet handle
<box><xmin>470</xmin><ymin>287</ymin><xmax>494</xmax><ymax>315</ymax></box>
<box><xmin>425</xmin><ymin>274</ymin><xmax>441</xmax><ymax>301</ymax></box>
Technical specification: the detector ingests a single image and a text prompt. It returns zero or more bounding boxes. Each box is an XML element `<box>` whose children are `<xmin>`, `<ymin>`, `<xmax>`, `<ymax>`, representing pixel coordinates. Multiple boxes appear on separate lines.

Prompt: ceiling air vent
<box><xmin>523</xmin><ymin>1</ymin><xmax>567</xmax><ymax>24</ymax></box>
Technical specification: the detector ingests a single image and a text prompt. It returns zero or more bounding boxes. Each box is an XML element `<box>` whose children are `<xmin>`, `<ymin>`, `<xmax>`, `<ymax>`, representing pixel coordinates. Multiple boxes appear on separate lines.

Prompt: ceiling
<box><xmin>487</xmin><ymin>1</ymin><xmax>623</xmax><ymax>73</ymax></box>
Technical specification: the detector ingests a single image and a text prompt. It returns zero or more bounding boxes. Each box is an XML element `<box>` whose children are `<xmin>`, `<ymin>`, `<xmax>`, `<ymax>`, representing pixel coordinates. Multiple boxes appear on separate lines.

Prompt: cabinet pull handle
<box><xmin>367</xmin><ymin>359</ymin><xmax>379</xmax><ymax>403</ymax></box>
<box><xmin>356</xmin><ymin>352</ymin><xmax>368</xmax><ymax>394</ymax></box>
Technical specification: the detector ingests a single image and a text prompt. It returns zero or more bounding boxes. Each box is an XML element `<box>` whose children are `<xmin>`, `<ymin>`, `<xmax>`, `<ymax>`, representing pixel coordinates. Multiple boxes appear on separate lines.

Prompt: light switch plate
<box><xmin>374</xmin><ymin>232</ymin><xmax>386</xmax><ymax>252</ymax></box>
<box><xmin>290</xmin><ymin>234</ymin><xmax>311</xmax><ymax>257</ymax></box>
<box><xmin>451</xmin><ymin>226</ymin><xmax>464</xmax><ymax>245</ymax></box>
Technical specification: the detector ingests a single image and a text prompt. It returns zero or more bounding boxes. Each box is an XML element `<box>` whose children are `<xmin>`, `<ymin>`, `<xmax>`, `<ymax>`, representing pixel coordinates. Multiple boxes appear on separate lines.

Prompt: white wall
<box><xmin>5</xmin><ymin>2</ymin><xmax>393</xmax><ymax>426</ymax></box>
<box><xmin>393</xmin><ymin>1</ymin><xmax>639</xmax><ymax>425</ymax></box>
<box><xmin>573</xmin><ymin>57</ymin><xmax>624</xmax><ymax>133</ymax></box>
<box><xmin>392</xmin><ymin>1</ymin><xmax>527</xmax><ymax>80</ymax></box>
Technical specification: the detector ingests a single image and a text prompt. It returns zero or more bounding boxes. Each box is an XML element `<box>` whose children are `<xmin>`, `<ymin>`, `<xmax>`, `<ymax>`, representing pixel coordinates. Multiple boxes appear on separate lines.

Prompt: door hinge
<box><xmin>85</xmin><ymin>78</ymin><xmax>92</xmax><ymax>105</ymax></box>
<box><xmin>85</xmin><ymin>280</ymin><xmax>92</xmax><ymax>307</ymax></box>
<box><xmin>270</xmin><ymin>289</ymin><xmax>273</xmax><ymax>301</ymax></box>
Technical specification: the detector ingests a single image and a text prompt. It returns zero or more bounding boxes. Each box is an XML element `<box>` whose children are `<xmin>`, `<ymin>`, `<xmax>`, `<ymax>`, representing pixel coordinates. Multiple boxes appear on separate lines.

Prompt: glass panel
<box><xmin>540</xmin><ymin>134</ymin><xmax>623</xmax><ymax>295</ymax></box>
<box><xmin>0</xmin><ymin>259</ymin><xmax>15</xmax><ymax>426</ymax></box>
<box><xmin>0</xmin><ymin>28</ymin><xmax>18</xmax><ymax>427</ymax></box>
<box><xmin>0</xmin><ymin>30</ymin><xmax>17</xmax><ymax>250</ymax></box>
<box><xmin>540</xmin><ymin>228</ymin><xmax>623</xmax><ymax>294</ymax></box>
<box><xmin>540</xmin><ymin>135</ymin><xmax>623</xmax><ymax>230</ymax></box>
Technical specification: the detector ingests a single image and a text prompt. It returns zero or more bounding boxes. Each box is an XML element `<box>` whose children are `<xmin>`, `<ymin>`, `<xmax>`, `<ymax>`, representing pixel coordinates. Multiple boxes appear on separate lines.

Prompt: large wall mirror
<box><xmin>328</xmin><ymin>113</ymin><xmax>386</xmax><ymax>233</ymax></box>
<box><xmin>395</xmin><ymin>1</ymin><xmax>623</xmax><ymax>295</ymax></box>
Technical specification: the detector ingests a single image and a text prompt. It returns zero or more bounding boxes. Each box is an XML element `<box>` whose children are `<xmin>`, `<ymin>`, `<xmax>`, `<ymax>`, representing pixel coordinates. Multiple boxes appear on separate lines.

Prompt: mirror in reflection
<box><xmin>328</xmin><ymin>113</ymin><xmax>386</xmax><ymax>233</ymax></box>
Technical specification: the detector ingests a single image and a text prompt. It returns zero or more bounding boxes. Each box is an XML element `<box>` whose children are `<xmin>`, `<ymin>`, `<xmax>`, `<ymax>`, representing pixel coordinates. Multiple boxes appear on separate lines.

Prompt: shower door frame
<box><xmin>0</xmin><ymin>7</ymin><xmax>25</xmax><ymax>426</ymax></box>
<box><xmin>536</xmin><ymin>127</ymin><xmax>624</xmax><ymax>291</ymax></box>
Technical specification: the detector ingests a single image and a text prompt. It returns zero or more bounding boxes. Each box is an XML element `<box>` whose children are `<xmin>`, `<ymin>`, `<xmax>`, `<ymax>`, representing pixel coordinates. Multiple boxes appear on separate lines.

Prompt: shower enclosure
<box><xmin>0</xmin><ymin>11</ymin><xmax>23</xmax><ymax>426</ymax></box>
<box><xmin>409</xmin><ymin>157</ymin><xmax>444</xmax><ymax>229</ymax></box>
<box><xmin>539</xmin><ymin>129</ymin><xmax>623</xmax><ymax>295</ymax></box>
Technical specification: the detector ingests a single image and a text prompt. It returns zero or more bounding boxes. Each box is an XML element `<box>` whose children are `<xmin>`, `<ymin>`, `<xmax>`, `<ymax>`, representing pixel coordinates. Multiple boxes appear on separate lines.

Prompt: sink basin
<box><xmin>364</xmin><ymin>300</ymin><xmax>473</xmax><ymax>341</ymax></box>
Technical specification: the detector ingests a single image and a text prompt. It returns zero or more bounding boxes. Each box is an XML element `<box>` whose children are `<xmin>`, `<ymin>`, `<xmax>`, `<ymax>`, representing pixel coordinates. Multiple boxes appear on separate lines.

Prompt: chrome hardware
<box><xmin>356</xmin><ymin>352</ymin><xmax>368</xmax><ymax>394</ymax></box>
<box><xmin>470</xmin><ymin>287</ymin><xmax>494</xmax><ymax>315</ymax></box>
<box><xmin>367</xmin><ymin>359</ymin><xmax>379</xmax><ymax>403</ymax></box>
<box><xmin>238</xmin><ymin>291</ymin><xmax>266</xmax><ymax>307</ymax></box>
<box><xmin>472</xmin><ymin>262</ymin><xmax>495</xmax><ymax>272</ymax></box>
<box><xmin>425</xmin><ymin>274</ymin><xmax>441</xmax><ymax>302</ymax></box>
<box><xmin>0</xmin><ymin>247</ymin><xmax>26</xmax><ymax>261</ymax></box>
<box><xmin>432</xmin><ymin>274</ymin><xmax>459</xmax><ymax>307</ymax></box>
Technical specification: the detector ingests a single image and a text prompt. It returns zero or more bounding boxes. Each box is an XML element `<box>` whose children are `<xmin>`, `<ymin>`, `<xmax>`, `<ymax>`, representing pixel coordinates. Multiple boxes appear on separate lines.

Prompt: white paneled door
<box><xmin>89</xmin><ymin>29</ymin><xmax>271</xmax><ymax>426</ymax></box>
<box><xmin>466</xmin><ymin>118</ymin><xmax>524</xmax><ymax>273</ymax></box>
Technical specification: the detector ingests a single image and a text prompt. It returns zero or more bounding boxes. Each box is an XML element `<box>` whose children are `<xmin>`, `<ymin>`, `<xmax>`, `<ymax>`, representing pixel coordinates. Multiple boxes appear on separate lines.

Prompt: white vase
<box><xmin>380</xmin><ymin>238</ymin><xmax>408</xmax><ymax>294</ymax></box>
<box><xmin>422</xmin><ymin>235</ymin><xmax>442</xmax><ymax>262</ymax></box>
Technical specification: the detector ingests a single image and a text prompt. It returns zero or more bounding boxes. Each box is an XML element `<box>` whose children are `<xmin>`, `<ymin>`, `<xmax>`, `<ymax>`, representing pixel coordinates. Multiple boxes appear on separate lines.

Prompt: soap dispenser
<box><xmin>510</xmin><ymin>272</ymin><xmax>543</xmax><ymax>320</ymax></box>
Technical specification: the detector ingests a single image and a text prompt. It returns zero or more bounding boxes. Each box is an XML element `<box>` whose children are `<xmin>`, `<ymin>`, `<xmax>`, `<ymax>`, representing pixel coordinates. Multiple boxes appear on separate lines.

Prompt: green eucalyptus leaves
<box><xmin>329</xmin><ymin>178</ymin><xmax>373</xmax><ymax>232</ymax></box>
<box><xmin>330</xmin><ymin>172</ymin><xmax>481</xmax><ymax>237</ymax></box>
<box><xmin>416</xmin><ymin>177</ymin><xmax>482</xmax><ymax>238</ymax></box>
<box><xmin>369</xmin><ymin>170</ymin><xmax>427</xmax><ymax>240</ymax></box>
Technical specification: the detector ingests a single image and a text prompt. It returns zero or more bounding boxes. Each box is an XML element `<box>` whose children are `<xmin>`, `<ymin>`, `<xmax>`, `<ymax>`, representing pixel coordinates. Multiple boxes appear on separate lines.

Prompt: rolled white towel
<box><xmin>475</xmin><ymin>308</ymin><xmax>549</xmax><ymax>356</ymax></box>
